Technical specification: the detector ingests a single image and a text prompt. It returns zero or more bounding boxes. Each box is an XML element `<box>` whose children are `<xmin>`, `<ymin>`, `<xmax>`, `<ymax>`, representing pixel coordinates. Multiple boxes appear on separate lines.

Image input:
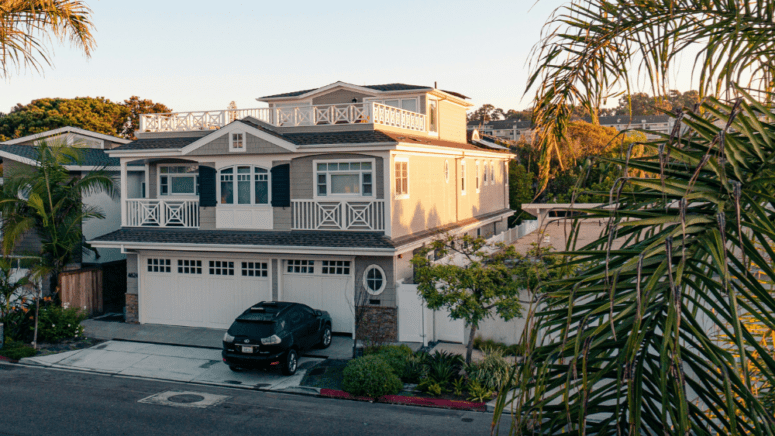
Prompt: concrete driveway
<box><xmin>21</xmin><ymin>340</ymin><xmax>326</xmax><ymax>392</ymax></box>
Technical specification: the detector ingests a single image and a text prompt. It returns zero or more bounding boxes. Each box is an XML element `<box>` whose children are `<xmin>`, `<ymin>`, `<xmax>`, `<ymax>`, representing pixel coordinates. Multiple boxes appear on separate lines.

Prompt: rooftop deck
<box><xmin>139</xmin><ymin>102</ymin><xmax>427</xmax><ymax>134</ymax></box>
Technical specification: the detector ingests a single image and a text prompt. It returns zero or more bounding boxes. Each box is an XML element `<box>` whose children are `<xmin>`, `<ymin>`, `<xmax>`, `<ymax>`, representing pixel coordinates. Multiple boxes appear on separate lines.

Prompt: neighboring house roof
<box><xmin>467</xmin><ymin>119</ymin><xmax>533</xmax><ymax>130</ymax></box>
<box><xmin>1</xmin><ymin>126</ymin><xmax>131</xmax><ymax>145</ymax></box>
<box><xmin>116</xmin><ymin>136</ymin><xmax>203</xmax><ymax>151</ymax></box>
<box><xmin>92</xmin><ymin>228</ymin><xmax>396</xmax><ymax>250</ymax></box>
<box><xmin>594</xmin><ymin>115</ymin><xmax>672</xmax><ymax>125</ymax></box>
<box><xmin>0</xmin><ymin>143</ymin><xmax>119</xmax><ymax>168</ymax></box>
<box><xmin>260</xmin><ymin>82</ymin><xmax>433</xmax><ymax>99</ymax></box>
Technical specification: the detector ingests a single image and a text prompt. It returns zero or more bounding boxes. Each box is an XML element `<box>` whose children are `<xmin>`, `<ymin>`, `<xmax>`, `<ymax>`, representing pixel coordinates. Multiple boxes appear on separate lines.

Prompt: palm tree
<box><xmin>491</xmin><ymin>1</ymin><xmax>775</xmax><ymax>434</ymax></box>
<box><xmin>0</xmin><ymin>0</ymin><xmax>96</xmax><ymax>78</ymax></box>
<box><xmin>0</xmin><ymin>139</ymin><xmax>115</xmax><ymax>346</ymax></box>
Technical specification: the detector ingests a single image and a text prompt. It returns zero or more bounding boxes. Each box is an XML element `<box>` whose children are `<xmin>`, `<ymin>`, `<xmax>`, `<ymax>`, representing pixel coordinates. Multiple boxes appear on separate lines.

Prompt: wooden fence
<box><xmin>59</xmin><ymin>268</ymin><xmax>103</xmax><ymax>316</ymax></box>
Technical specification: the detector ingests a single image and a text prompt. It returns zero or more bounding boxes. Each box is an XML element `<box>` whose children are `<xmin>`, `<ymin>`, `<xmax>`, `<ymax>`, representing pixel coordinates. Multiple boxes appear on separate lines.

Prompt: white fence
<box><xmin>397</xmin><ymin>223</ymin><xmax>542</xmax><ymax>345</ymax></box>
<box><xmin>291</xmin><ymin>199</ymin><xmax>385</xmax><ymax>231</ymax></box>
<box><xmin>125</xmin><ymin>199</ymin><xmax>200</xmax><ymax>228</ymax></box>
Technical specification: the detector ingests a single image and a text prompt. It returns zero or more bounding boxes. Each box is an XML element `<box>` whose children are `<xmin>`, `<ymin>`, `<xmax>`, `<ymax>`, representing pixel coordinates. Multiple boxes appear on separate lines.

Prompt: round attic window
<box><xmin>363</xmin><ymin>265</ymin><xmax>386</xmax><ymax>295</ymax></box>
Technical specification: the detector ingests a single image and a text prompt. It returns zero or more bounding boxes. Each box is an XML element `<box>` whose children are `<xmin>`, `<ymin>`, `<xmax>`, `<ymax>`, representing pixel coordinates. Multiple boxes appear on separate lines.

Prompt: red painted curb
<box><xmin>318</xmin><ymin>389</ymin><xmax>486</xmax><ymax>411</ymax></box>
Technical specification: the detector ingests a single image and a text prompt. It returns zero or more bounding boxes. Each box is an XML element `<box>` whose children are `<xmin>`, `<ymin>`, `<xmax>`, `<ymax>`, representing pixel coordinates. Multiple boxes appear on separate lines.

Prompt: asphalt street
<box><xmin>0</xmin><ymin>364</ymin><xmax>505</xmax><ymax>436</ymax></box>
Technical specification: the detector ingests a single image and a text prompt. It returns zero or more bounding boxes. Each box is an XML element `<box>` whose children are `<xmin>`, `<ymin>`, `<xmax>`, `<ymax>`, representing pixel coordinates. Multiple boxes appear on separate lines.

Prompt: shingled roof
<box><xmin>260</xmin><ymin>83</ymin><xmax>432</xmax><ymax>99</ymax></box>
<box><xmin>0</xmin><ymin>144</ymin><xmax>119</xmax><ymax>167</ymax></box>
<box><xmin>91</xmin><ymin>228</ymin><xmax>397</xmax><ymax>250</ymax></box>
<box><xmin>114</xmin><ymin>136</ymin><xmax>203</xmax><ymax>151</ymax></box>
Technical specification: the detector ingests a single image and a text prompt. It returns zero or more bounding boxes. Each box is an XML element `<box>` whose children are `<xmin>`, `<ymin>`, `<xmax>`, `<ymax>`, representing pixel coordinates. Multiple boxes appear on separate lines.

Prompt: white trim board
<box><xmin>90</xmin><ymin>240</ymin><xmax>396</xmax><ymax>256</ymax></box>
<box><xmin>1</xmin><ymin>126</ymin><xmax>130</xmax><ymax>145</ymax></box>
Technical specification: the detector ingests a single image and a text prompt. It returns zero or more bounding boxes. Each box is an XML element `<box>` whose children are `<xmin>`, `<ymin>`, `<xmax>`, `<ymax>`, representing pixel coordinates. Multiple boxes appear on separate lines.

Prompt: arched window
<box><xmin>218</xmin><ymin>165</ymin><xmax>270</xmax><ymax>205</ymax></box>
<box><xmin>363</xmin><ymin>265</ymin><xmax>386</xmax><ymax>295</ymax></box>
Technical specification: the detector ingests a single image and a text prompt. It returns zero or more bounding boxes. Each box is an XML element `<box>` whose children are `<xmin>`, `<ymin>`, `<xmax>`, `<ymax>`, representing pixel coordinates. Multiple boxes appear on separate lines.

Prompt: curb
<box><xmin>5</xmin><ymin>360</ymin><xmax>492</xmax><ymax>413</ymax></box>
<box><xmin>319</xmin><ymin>388</ymin><xmax>488</xmax><ymax>412</ymax></box>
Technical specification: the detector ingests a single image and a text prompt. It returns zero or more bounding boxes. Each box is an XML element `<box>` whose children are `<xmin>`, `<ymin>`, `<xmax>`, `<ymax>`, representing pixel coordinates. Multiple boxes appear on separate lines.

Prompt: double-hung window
<box><xmin>219</xmin><ymin>166</ymin><xmax>270</xmax><ymax>205</ymax></box>
<box><xmin>475</xmin><ymin>161</ymin><xmax>480</xmax><ymax>192</ymax></box>
<box><xmin>315</xmin><ymin>160</ymin><xmax>373</xmax><ymax>197</ymax></box>
<box><xmin>230</xmin><ymin>132</ymin><xmax>245</xmax><ymax>152</ymax></box>
<box><xmin>394</xmin><ymin>158</ymin><xmax>408</xmax><ymax>199</ymax></box>
<box><xmin>159</xmin><ymin>165</ymin><xmax>199</xmax><ymax>196</ymax></box>
<box><xmin>461</xmin><ymin>160</ymin><xmax>467</xmax><ymax>195</ymax></box>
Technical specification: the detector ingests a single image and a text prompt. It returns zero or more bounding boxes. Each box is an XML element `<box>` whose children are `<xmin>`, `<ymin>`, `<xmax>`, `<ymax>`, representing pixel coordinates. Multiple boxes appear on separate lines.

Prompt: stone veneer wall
<box><xmin>125</xmin><ymin>294</ymin><xmax>138</xmax><ymax>323</ymax></box>
<box><xmin>356</xmin><ymin>306</ymin><xmax>397</xmax><ymax>343</ymax></box>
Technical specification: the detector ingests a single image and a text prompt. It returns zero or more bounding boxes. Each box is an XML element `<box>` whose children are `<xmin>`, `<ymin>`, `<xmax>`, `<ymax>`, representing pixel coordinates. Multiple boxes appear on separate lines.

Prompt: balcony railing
<box><xmin>125</xmin><ymin>199</ymin><xmax>199</xmax><ymax>228</ymax></box>
<box><xmin>292</xmin><ymin>199</ymin><xmax>385</xmax><ymax>231</ymax></box>
<box><xmin>139</xmin><ymin>102</ymin><xmax>426</xmax><ymax>133</ymax></box>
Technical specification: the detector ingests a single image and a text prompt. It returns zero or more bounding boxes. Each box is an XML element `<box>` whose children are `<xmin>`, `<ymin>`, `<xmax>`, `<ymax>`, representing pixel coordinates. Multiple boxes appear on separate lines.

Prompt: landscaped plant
<box><xmin>402</xmin><ymin>352</ymin><xmax>429</xmax><ymax>384</ymax></box>
<box><xmin>36</xmin><ymin>304</ymin><xmax>86</xmax><ymax>343</ymax></box>
<box><xmin>452</xmin><ymin>377</ymin><xmax>466</xmax><ymax>396</ymax></box>
<box><xmin>466</xmin><ymin>380</ymin><xmax>494</xmax><ymax>403</ymax></box>
<box><xmin>364</xmin><ymin>344</ymin><xmax>413</xmax><ymax>379</ymax></box>
<box><xmin>490</xmin><ymin>0</ymin><xmax>775</xmax><ymax>434</ymax></box>
<box><xmin>0</xmin><ymin>140</ymin><xmax>115</xmax><ymax>347</ymax></box>
<box><xmin>342</xmin><ymin>355</ymin><xmax>403</xmax><ymax>398</ymax></box>
<box><xmin>0</xmin><ymin>339</ymin><xmax>37</xmax><ymax>360</ymax></box>
<box><xmin>472</xmin><ymin>336</ymin><xmax>523</xmax><ymax>356</ymax></box>
<box><xmin>464</xmin><ymin>346</ymin><xmax>509</xmax><ymax>391</ymax></box>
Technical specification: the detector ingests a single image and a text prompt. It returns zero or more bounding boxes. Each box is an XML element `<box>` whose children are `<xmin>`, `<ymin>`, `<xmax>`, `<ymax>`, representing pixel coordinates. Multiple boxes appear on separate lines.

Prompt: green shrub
<box><xmin>466</xmin><ymin>379</ymin><xmax>494</xmax><ymax>402</ymax></box>
<box><xmin>472</xmin><ymin>336</ymin><xmax>524</xmax><ymax>356</ymax></box>
<box><xmin>1</xmin><ymin>308</ymin><xmax>34</xmax><ymax>342</ymax></box>
<box><xmin>364</xmin><ymin>344</ymin><xmax>413</xmax><ymax>379</ymax></box>
<box><xmin>452</xmin><ymin>377</ymin><xmax>466</xmax><ymax>396</ymax></box>
<box><xmin>403</xmin><ymin>353</ymin><xmax>429</xmax><ymax>383</ymax></box>
<box><xmin>0</xmin><ymin>339</ymin><xmax>37</xmax><ymax>360</ymax></box>
<box><xmin>427</xmin><ymin>350</ymin><xmax>464</xmax><ymax>372</ymax></box>
<box><xmin>342</xmin><ymin>355</ymin><xmax>403</xmax><ymax>398</ymax></box>
<box><xmin>36</xmin><ymin>305</ymin><xmax>86</xmax><ymax>343</ymax></box>
<box><xmin>465</xmin><ymin>346</ymin><xmax>510</xmax><ymax>391</ymax></box>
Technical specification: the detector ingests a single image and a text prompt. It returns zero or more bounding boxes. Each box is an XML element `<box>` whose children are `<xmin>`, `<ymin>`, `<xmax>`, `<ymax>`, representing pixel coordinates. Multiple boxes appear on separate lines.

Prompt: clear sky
<box><xmin>0</xmin><ymin>0</ymin><xmax>693</xmax><ymax>115</ymax></box>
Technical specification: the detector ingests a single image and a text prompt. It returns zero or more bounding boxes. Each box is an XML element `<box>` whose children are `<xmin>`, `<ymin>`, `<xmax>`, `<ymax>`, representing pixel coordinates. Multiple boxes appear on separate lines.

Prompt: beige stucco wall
<box><xmin>437</xmin><ymin>100</ymin><xmax>468</xmax><ymax>143</ymax></box>
<box><xmin>390</xmin><ymin>154</ymin><xmax>509</xmax><ymax>239</ymax></box>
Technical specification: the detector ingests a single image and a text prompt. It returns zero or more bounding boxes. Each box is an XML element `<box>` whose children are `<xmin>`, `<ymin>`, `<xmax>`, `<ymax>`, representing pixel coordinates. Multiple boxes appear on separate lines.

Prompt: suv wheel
<box><xmin>319</xmin><ymin>325</ymin><xmax>332</xmax><ymax>349</ymax></box>
<box><xmin>282</xmin><ymin>349</ymin><xmax>298</xmax><ymax>376</ymax></box>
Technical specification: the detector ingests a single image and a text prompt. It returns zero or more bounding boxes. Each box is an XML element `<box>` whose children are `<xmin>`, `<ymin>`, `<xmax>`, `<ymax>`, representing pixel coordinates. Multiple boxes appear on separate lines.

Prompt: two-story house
<box><xmin>89</xmin><ymin>81</ymin><xmax>513</xmax><ymax>340</ymax></box>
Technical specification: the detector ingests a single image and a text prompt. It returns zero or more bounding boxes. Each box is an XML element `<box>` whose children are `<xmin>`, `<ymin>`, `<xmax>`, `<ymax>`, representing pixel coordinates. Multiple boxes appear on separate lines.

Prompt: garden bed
<box><xmin>318</xmin><ymin>388</ymin><xmax>487</xmax><ymax>411</ymax></box>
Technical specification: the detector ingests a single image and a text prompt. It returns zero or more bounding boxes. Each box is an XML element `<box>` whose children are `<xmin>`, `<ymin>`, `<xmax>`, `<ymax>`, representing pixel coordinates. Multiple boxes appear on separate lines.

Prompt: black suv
<box><xmin>221</xmin><ymin>301</ymin><xmax>333</xmax><ymax>376</ymax></box>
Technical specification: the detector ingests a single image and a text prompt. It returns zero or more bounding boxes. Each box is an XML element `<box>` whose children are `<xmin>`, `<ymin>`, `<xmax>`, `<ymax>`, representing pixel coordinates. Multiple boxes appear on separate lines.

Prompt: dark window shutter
<box><xmin>271</xmin><ymin>164</ymin><xmax>291</xmax><ymax>207</ymax></box>
<box><xmin>199</xmin><ymin>166</ymin><xmax>217</xmax><ymax>207</ymax></box>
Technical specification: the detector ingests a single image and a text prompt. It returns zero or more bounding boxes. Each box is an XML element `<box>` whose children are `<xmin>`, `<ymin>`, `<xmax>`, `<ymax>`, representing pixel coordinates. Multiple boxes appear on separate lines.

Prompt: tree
<box><xmin>121</xmin><ymin>96</ymin><xmax>173</xmax><ymax>139</ymax></box>
<box><xmin>0</xmin><ymin>97</ymin><xmax>172</xmax><ymax>141</ymax></box>
<box><xmin>412</xmin><ymin>234</ymin><xmax>557</xmax><ymax>364</ymax></box>
<box><xmin>467</xmin><ymin>104</ymin><xmax>497</xmax><ymax>123</ymax></box>
<box><xmin>0</xmin><ymin>0</ymin><xmax>95</xmax><ymax>78</ymax></box>
<box><xmin>495</xmin><ymin>0</ymin><xmax>775</xmax><ymax>433</ymax></box>
<box><xmin>508</xmin><ymin>161</ymin><xmax>534</xmax><ymax>226</ymax></box>
<box><xmin>0</xmin><ymin>139</ymin><xmax>115</xmax><ymax>347</ymax></box>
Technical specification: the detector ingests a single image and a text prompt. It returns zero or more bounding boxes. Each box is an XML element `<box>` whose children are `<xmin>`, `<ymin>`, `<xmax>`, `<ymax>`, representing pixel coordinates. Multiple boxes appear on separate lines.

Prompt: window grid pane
<box><xmin>241</xmin><ymin>261</ymin><xmax>268</xmax><ymax>277</ymax></box>
<box><xmin>286</xmin><ymin>259</ymin><xmax>314</xmax><ymax>274</ymax></box>
<box><xmin>322</xmin><ymin>260</ymin><xmax>351</xmax><ymax>275</ymax></box>
<box><xmin>147</xmin><ymin>258</ymin><xmax>171</xmax><ymax>273</ymax></box>
<box><xmin>177</xmin><ymin>259</ymin><xmax>202</xmax><ymax>274</ymax></box>
<box><xmin>209</xmin><ymin>260</ymin><xmax>235</xmax><ymax>276</ymax></box>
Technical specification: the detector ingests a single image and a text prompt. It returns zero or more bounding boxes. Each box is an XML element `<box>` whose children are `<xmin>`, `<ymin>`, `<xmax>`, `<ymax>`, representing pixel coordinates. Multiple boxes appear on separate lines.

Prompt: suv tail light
<box><xmin>260</xmin><ymin>334</ymin><xmax>282</xmax><ymax>345</ymax></box>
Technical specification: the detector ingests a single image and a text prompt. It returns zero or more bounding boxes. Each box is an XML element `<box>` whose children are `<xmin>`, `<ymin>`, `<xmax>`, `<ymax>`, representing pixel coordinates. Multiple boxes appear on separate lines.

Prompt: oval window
<box><xmin>363</xmin><ymin>265</ymin><xmax>386</xmax><ymax>295</ymax></box>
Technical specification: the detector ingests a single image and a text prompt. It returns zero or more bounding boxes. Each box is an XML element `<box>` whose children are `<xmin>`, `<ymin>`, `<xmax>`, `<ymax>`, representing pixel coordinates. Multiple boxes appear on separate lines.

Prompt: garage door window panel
<box><xmin>178</xmin><ymin>259</ymin><xmax>202</xmax><ymax>274</ymax></box>
<box><xmin>242</xmin><ymin>262</ymin><xmax>268</xmax><ymax>277</ymax></box>
<box><xmin>148</xmin><ymin>258</ymin><xmax>171</xmax><ymax>273</ymax></box>
<box><xmin>209</xmin><ymin>260</ymin><xmax>235</xmax><ymax>276</ymax></box>
<box><xmin>287</xmin><ymin>260</ymin><xmax>314</xmax><ymax>274</ymax></box>
<box><xmin>322</xmin><ymin>260</ymin><xmax>350</xmax><ymax>275</ymax></box>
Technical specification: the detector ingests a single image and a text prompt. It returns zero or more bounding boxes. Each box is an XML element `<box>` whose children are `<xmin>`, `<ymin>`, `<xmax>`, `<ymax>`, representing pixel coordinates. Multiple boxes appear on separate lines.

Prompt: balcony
<box><xmin>292</xmin><ymin>199</ymin><xmax>385</xmax><ymax>231</ymax></box>
<box><xmin>125</xmin><ymin>199</ymin><xmax>199</xmax><ymax>228</ymax></box>
<box><xmin>139</xmin><ymin>102</ymin><xmax>426</xmax><ymax>134</ymax></box>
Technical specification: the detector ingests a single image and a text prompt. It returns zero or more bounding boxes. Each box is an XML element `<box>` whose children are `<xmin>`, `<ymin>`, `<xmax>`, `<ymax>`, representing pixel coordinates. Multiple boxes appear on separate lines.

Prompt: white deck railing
<box><xmin>125</xmin><ymin>199</ymin><xmax>199</xmax><ymax>228</ymax></box>
<box><xmin>139</xmin><ymin>103</ymin><xmax>427</xmax><ymax>133</ymax></box>
<box><xmin>292</xmin><ymin>199</ymin><xmax>385</xmax><ymax>231</ymax></box>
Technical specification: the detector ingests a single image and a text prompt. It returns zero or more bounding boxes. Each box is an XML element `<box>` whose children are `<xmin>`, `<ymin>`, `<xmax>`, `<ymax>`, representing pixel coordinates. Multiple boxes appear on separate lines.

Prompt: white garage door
<box><xmin>140</xmin><ymin>255</ymin><xmax>272</xmax><ymax>329</ymax></box>
<box><xmin>282</xmin><ymin>260</ymin><xmax>354</xmax><ymax>334</ymax></box>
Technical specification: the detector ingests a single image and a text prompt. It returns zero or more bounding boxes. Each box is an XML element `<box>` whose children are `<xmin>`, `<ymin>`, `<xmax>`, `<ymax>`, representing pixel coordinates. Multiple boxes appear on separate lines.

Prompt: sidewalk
<box><xmin>82</xmin><ymin>319</ymin><xmax>354</xmax><ymax>359</ymax></box>
<box><xmin>22</xmin><ymin>340</ymin><xmax>322</xmax><ymax>393</ymax></box>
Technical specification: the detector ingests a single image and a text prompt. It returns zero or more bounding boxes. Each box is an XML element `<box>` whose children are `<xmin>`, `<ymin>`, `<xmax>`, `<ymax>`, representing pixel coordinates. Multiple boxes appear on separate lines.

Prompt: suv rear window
<box><xmin>228</xmin><ymin>321</ymin><xmax>274</xmax><ymax>337</ymax></box>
